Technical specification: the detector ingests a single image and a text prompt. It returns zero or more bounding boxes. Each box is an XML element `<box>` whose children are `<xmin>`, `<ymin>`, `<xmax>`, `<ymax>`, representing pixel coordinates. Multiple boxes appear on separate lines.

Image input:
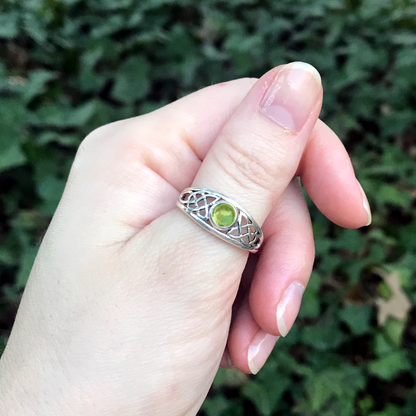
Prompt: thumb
<box><xmin>192</xmin><ymin>61</ymin><xmax>322</xmax><ymax>226</ymax></box>
<box><xmin>126</xmin><ymin>62</ymin><xmax>322</xmax><ymax>386</ymax></box>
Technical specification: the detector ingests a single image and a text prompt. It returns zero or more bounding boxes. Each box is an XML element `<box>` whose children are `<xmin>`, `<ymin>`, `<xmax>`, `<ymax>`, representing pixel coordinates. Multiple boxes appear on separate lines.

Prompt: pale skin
<box><xmin>0</xmin><ymin>63</ymin><xmax>371</xmax><ymax>415</ymax></box>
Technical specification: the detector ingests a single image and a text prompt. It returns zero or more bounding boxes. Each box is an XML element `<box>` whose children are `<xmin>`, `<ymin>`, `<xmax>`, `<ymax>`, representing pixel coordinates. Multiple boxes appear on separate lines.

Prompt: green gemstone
<box><xmin>211</xmin><ymin>203</ymin><xmax>236</xmax><ymax>227</ymax></box>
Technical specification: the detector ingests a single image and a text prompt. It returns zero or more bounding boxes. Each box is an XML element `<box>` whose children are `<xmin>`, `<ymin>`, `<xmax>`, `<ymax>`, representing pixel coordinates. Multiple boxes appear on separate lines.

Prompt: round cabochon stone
<box><xmin>211</xmin><ymin>203</ymin><xmax>236</xmax><ymax>227</ymax></box>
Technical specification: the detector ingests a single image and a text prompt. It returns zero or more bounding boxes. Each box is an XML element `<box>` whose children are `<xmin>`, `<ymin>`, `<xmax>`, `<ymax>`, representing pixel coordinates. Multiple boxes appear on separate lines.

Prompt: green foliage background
<box><xmin>1</xmin><ymin>0</ymin><xmax>416</xmax><ymax>415</ymax></box>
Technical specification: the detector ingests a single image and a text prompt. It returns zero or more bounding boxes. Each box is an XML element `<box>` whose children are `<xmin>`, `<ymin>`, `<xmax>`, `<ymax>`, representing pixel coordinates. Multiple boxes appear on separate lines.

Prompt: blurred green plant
<box><xmin>1</xmin><ymin>0</ymin><xmax>416</xmax><ymax>415</ymax></box>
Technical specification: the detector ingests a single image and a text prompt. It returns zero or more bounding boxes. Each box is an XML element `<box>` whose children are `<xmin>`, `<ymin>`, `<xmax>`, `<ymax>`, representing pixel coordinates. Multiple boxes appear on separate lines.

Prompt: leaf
<box><xmin>32</xmin><ymin>100</ymin><xmax>98</xmax><ymax>128</ymax></box>
<box><xmin>0</xmin><ymin>140</ymin><xmax>26</xmax><ymax>172</ymax></box>
<box><xmin>241</xmin><ymin>381</ymin><xmax>272</xmax><ymax>415</ymax></box>
<box><xmin>21</xmin><ymin>70</ymin><xmax>57</xmax><ymax>103</ymax></box>
<box><xmin>201</xmin><ymin>395</ymin><xmax>235</xmax><ymax>416</ymax></box>
<box><xmin>0</xmin><ymin>11</ymin><xmax>19</xmax><ymax>38</ymax></box>
<box><xmin>242</xmin><ymin>376</ymin><xmax>290</xmax><ymax>416</ymax></box>
<box><xmin>0</xmin><ymin>104</ymin><xmax>26</xmax><ymax>172</ymax></box>
<box><xmin>368</xmin><ymin>350</ymin><xmax>411</xmax><ymax>381</ymax></box>
<box><xmin>383</xmin><ymin>317</ymin><xmax>406</xmax><ymax>347</ymax></box>
<box><xmin>298</xmin><ymin>271</ymin><xmax>321</xmax><ymax>318</ymax></box>
<box><xmin>36</xmin><ymin>132</ymin><xmax>81</xmax><ymax>147</ymax></box>
<box><xmin>369</xmin><ymin>404</ymin><xmax>402</xmax><ymax>416</ymax></box>
<box><xmin>373</xmin><ymin>268</ymin><xmax>411</xmax><ymax>326</ymax></box>
<box><xmin>22</xmin><ymin>11</ymin><xmax>48</xmax><ymax>44</ymax></box>
<box><xmin>212</xmin><ymin>367</ymin><xmax>248</xmax><ymax>388</ymax></box>
<box><xmin>0</xmin><ymin>336</ymin><xmax>6</xmax><ymax>356</ymax></box>
<box><xmin>373</xmin><ymin>333</ymin><xmax>394</xmax><ymax>357</ymax></box>
<box><xmin>37</xmin><ymin>176</ymin><xmax>66</xmax><ymax>214</ymax></box>
<box><xmin>112</xmin><ymin>56</ymin><xmax>150</xmax><ymax>103</ymax></box>
<box><xmin>339</xmin><ymin>304</ymin><xmax>373</xmax><ymax>336</ymax></box>
<box><xmin>392</xmin><ymin>31</ymin><xmax>416</xmax><ymax>45</ymax></box>
<box><xmin>15</xmin><ymin>245</ymin><xmax>38</xmax><ymax>288</ymax></box>
<box><xmin>299</xmin><ymin>365</ymin><xmax>365</xmax><ymax>415</ymax></box>
<box><xmin>301</xmin><ymin>312</ymin><xmax>346</xmax><ymax>351</ymax></box>
<box><xmin>335</xmin><ymin>229</ymin><xmax>363</xmax><ymax>253</ymax></box>
<box><xmin>377</xmin><ymin>184</ymin><xmax>412</xmax><ymax>207</ymax></box>
<box><xmin>0</xmin><ymin>99</ymin><xmax>27</xmax><ymax>172</ymax></box>
<box><xmin>359</xmin><ymin>396</ymin><xmax>374</xmax><ymax>416</ymax></box>
<box><xmin>66</xmin><ymin>101</ymin><xmax>98</xmax><ymax>126</ymax></box>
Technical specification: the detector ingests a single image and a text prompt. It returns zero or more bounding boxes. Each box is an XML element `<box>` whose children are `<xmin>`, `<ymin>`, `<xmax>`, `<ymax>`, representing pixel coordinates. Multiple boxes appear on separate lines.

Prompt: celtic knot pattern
<box><xmin>179</xmin><ymin>189</ymin><xmax>221</xmax><ymax>221</ymax></box>
<box><xmin>226</xmin><ymin>211</ymin><xmax>262</xmax><ymax>250</ymax></box>
<box><xmin>178</xmin><ymin>188</ymin><xmax>263</xmax><ymax>252</ymax></box>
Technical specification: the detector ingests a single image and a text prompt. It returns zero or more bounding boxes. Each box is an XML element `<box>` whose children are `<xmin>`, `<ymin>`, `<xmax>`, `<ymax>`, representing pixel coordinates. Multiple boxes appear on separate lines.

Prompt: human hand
<box><xmin>0</xmin><ymin>62</ymin><xmax>371</xmax><ymax>415</ymax></box>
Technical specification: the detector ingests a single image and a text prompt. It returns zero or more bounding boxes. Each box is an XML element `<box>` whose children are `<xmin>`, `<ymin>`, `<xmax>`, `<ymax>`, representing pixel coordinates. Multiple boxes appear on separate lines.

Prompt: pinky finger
<box><xmin>227</xmin><ymin>295</ymin><xmax>278</xmax><ymax>374</ymax></box>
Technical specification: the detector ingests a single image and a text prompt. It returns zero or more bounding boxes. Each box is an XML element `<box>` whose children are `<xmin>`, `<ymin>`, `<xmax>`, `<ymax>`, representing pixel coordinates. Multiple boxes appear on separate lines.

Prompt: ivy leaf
<box><xmin>368</xmin><ymin>351</ymin><xmax>411</xmax><ymax>381</ymax></box>
<box><xmin>21</xmin><ymin>70</ymin><xmax>57</xmax><ymax>103</ymax></box>
<box><xmin>0</xmin><ymin>11</ymin><xmax>19</xmax><ymax>38</ymax></box>
<box><xmin>32</xmin><ymin>100</ymin><xmax>98</xmax><ymax>128</ymax></box>
<box><xmin>0</xmin><ymin>99</ymin><xmax>27</xmax><ymax>172</ymax></box>
<box><xmin>339</xmin><ymin>304</ymin><xmax>373</xmax><ymax>336</ymax></box>
<box><xmin>112</xmin><ymin>56</ymin><xmax>150</xmax><ymax>103</ymax></box>
<box><xmin>369</xmin><ymin>404</ymin><xmax>402</xmax><ymax>416</ymax></box>
<box><xmin>0</xmin><ymin>138</ymin><xmax>26</xmax><ymax>172</ymax></box>
<box><xmin>37</xmin><ymin>176</ymin><xmax>66</xmax><ymax>215</ymax></box>
<box><xmin>298</xmin><ymin>366</ymin><xmax>365</xmax><ymax>415</ymax></box>
<box><xmin>242</xmin><ymin>377</ymin><xmax>290</xmax><ymax>416</ymax></box>
<box><xmin>301</xmin><ymin>312</ymin><xmax>346</xmax><ymax>351</ymax></box>
<box><xmin>15</xmin><ymin>245</ymin><xmax>38</xmax><ymax>288</ymax></box>
<box><xmin>201</xmin><ymin>395</ymin><xmax>241</xmax><ymax>416</ymax></box>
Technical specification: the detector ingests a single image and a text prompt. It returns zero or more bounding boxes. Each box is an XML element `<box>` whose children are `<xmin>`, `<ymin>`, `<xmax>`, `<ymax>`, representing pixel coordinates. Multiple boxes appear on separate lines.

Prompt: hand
<box><xmin>0</xmin><ymin>62</ymin><xmax>371</xmax><ymax>415</ymax></box>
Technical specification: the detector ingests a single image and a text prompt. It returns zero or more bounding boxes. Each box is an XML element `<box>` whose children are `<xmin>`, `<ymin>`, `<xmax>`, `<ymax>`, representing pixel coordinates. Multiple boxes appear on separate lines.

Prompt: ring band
<box><xmin>177</xmin><ymin>188</ymin><xmax>263</xmax><ymax>253</ymax></box>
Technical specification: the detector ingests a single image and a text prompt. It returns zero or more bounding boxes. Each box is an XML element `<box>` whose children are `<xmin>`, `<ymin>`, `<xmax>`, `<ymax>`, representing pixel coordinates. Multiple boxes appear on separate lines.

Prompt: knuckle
<box><xmin>68</xmin><ymin>117</ymin><xmax>155</xmax><ymax>193</ymax></box>
<box><xmin>240</xmin><ymin>77</ymin><xmax>258</xmax><ymax>88</ymax></box>
<box><xmin>217</xmin><ymin>132</ymin><xmax>283</xmax><ymax>192</ymax></box>
<box><xmin>73</xmin><ymin>117</ymin><xmax>146</xmax><ymax>171</ymax></box>
<box><xmin>73</xmin><ymin>122</ymin><xmax>116</xmax><ymax>168</ymax></box>
<box><xmin>83</xmin><ymin>122</ymin><xmax>116</xmax><ymax>147</ymax></box>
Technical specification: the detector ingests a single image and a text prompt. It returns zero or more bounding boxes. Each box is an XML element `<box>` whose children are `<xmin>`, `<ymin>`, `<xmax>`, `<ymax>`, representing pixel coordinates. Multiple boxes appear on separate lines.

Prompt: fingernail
<box><xmin>247</xmin><ymin>329</ymin><xmax>279</xmax><ymax>375</ymax></box>
<box><xmin>276</xmin><ymin>282</ymin><xmax>305</xmax><ymax>337</ymax></box>
<box><xmin>357</xmin><ymin>182</ymin><xmax>372</xmax><ymax>226</ymax></box>
<box><xmin>260</xmin><ymin>62</ymin><xmax>322</xmax><ymax>132</ymax></box>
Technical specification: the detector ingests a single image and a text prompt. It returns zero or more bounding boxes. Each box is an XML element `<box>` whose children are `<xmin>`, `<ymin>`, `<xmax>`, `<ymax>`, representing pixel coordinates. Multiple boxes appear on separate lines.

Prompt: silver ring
<box><xmin>177</xmin><ymin>188</ymin><xmax>263</xmax><ymax>253</ymax></box>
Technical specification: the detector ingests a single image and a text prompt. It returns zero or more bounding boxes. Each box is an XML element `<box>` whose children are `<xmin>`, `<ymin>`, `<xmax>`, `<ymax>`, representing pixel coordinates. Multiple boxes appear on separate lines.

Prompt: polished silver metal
<box><xmin>177</xmin><ymin>188</ymin><xmax>263</xmax><ymax>253</ymax></box>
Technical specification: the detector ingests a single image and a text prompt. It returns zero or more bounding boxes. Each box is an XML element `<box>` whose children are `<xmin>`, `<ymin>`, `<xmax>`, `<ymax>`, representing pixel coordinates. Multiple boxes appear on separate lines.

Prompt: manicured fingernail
<box><xmin>247</xmin><ymin>329</ymin><xmax>279</xmax><ymax>375</ymax></box>
<box><xmin>276</xmin><ymin>282</ymin><xmax>305</xmax><ymax>337</ymax></box>
<box><xmin>260</xmin><ymin>62</ymin><xmax>322</xmax><ymax>132</ymax></box>
<box><xmin>357</xmin><ymin>182</ymin><xmax>372</xmax><ymax>226</ymax></box>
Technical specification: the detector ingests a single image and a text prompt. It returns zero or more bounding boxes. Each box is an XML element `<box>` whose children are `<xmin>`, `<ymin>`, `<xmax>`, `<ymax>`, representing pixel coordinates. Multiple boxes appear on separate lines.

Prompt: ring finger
<box><xmin>226</xmin><ymin>178</ymin><xmax>314</xmax><ymax>373</ymax></box>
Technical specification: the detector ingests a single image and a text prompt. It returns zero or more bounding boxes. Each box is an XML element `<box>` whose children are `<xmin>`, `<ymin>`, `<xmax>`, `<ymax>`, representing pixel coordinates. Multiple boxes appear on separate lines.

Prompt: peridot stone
<box><xmin>211</xmin><ymin>203</ymin><xmax>236</xmax><ymax>227</ymax></box>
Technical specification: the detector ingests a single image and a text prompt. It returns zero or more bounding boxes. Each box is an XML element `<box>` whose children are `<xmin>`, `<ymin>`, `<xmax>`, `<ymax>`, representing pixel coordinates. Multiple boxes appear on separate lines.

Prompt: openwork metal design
<box><xmin>177</xmin><ymin>188</ymin><xmax>263</xmax><ymax>253</ymax></box>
